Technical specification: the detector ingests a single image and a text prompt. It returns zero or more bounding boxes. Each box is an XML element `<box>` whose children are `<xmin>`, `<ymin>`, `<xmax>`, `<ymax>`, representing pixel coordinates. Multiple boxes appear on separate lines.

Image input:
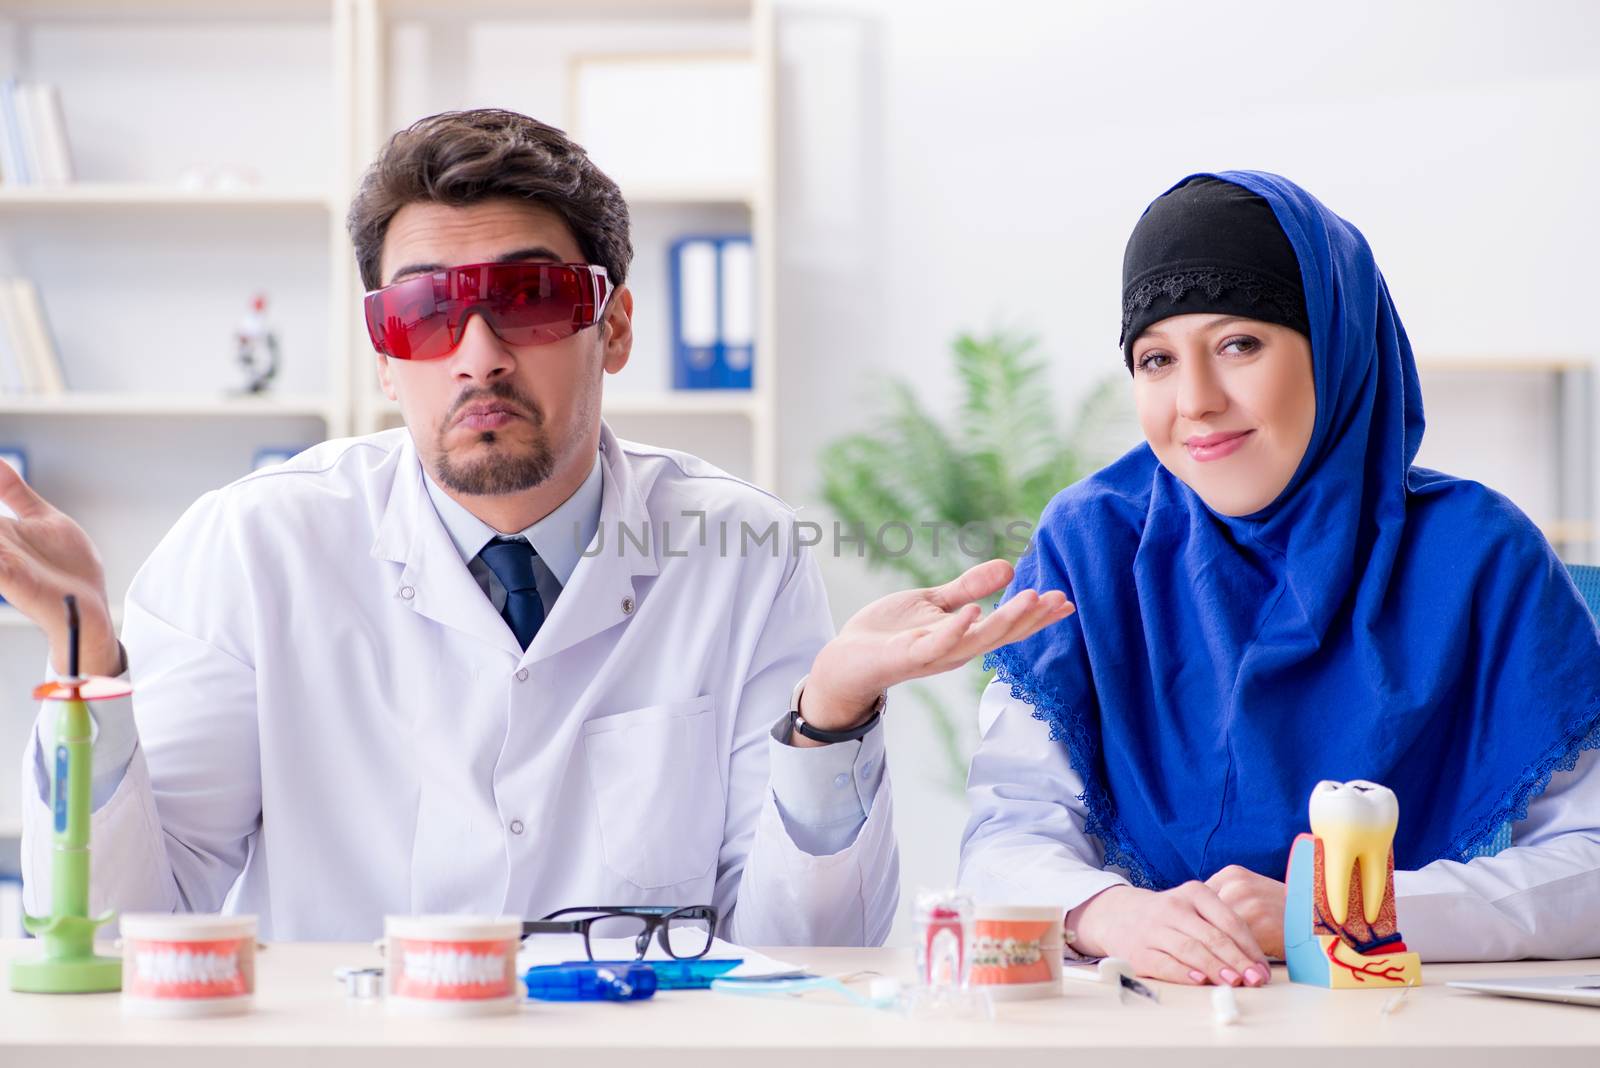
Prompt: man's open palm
<box><xmin>0</xmin><ymin>461</ymin><xmax>116</xmax><ymax>673</ymax></box>
<box><xmin>805</xmin><ymin>559</ymin><xmax>1074</xmax><ymax>725</ymax></box>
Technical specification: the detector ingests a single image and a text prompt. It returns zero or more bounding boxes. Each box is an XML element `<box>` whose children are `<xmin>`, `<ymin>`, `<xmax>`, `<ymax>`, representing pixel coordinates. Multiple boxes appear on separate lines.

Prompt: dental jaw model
<box><xmin>1283</xmin><ymin>780</ymin><xmax>1422</xmax><ymax>989</ymax></box>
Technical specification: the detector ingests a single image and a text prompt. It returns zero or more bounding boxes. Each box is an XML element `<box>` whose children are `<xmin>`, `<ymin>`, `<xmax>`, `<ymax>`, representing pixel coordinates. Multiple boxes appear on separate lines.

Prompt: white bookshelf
<box><xmin>0</xmin><ymin>392</ymin><xmax>335</xmax><ymax>417</ymax></box>
<box><xmin>622</xmin><ymin>184</ymin><xmax>756</xmax><ymax>207</ymax></box>
<box><xmin>0</xmin><ymin>185</ymin><xmax>333</xmax><ymax>209</ymax></box>
<box><xmin>1416</xmin><ymin>356</ymin><xmax>1595</xmax><ymax>559</ymax></box>
<box><xmin>346</xmin><ymin>0</ymin><xmax>778</xmax><ymax>486</ymax></box>
<box><xmin>0</xmin><ymin>0</ymin><xmax>777</xmax><ymax>852</ymax></box>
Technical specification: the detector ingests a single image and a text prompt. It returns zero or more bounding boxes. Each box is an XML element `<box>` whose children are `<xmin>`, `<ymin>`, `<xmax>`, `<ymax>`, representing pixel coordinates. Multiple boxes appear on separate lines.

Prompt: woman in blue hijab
<box><xmin>960</xmin><ymin>172</ymin><xmax>1600</xmax><ymax>987</ymax></box>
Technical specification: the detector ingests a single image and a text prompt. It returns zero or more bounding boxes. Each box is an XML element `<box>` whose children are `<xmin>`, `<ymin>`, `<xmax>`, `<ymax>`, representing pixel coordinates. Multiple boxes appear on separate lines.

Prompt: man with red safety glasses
<box><xmin>0</xmin><ymin>109</ymin><xmax>1070</xmax><ymax>941</ymax></box>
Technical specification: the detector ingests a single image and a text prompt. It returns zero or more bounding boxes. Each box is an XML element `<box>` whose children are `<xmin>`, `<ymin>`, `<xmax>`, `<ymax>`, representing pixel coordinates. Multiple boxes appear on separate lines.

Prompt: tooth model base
<box><xmin>1283</xmin><ymin>834</ymin><xmax>1422</xmax><ymax>989</ymax></box>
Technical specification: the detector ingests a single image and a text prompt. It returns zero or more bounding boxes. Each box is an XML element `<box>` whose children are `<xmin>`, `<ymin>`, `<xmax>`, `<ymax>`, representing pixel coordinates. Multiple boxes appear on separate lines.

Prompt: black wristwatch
<box><xmin>787</xmin><ymin>674</ymin><xmax>886</xmax><ymax>744</ymax></box>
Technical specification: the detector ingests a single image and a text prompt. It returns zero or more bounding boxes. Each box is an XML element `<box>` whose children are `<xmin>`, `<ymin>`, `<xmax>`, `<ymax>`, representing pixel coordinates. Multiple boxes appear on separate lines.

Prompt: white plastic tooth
<box><xmin>1307</xmin><ymin>780</ymin><xmax>1399</xmax><ymax>927</ymax></box>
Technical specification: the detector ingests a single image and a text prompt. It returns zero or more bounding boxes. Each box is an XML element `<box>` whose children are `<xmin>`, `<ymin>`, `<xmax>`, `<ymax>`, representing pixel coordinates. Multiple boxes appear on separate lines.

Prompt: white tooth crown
<box><xmin>1307</xmin><ymin>779</ymin><xmax>1398</xmax><ymax>927</ymax></box>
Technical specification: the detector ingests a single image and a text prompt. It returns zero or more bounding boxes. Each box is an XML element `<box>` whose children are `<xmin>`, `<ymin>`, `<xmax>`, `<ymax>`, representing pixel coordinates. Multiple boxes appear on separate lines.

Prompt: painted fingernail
<box><xmin>1244</xmin><ymin>967</ymin><xmax>1264</xmax><ymax>986</ymax></box>
<box><xmin>1188</xmin><ymin>970</ymin><xmax>1206</xmax><ymax>984</ymax></box>
<box><xmin>1220</xmin><ymin>968</ymin><xmax>1241</xmax><ymax>986</ymax></box>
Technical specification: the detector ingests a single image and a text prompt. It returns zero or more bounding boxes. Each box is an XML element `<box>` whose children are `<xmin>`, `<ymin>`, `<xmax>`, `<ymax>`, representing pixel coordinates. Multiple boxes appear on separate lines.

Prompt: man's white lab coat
<box><xmin>21</xmin><ymin>424</ymin><xmax>898</xmax><ymax>942</ymax></box>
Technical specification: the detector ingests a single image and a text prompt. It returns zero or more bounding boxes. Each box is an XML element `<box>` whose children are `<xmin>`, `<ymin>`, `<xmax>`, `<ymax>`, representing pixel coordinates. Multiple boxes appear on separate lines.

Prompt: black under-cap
<box><xmin>1119</xmin><ymin>176</ymin><xmax>1309</xmax><ymax>371</ymax></box>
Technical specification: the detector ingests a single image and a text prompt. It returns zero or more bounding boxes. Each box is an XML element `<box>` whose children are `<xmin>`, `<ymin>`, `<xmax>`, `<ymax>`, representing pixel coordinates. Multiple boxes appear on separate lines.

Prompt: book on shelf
<box><xmin>0</xmin><ymin>278</ymin><xmax>66</xmax><ymax>394</ymax></box>
<box><xmin>0</xmin><ymin>79</ymin><xmax>73</xmax><ymax>187</ymax></box>
<box><xmin>32</xmin><ymin>84</ymin><xmax>72</xmax><ymax>185</ymax></box>
<box><xmin>0</xmin><ymin>80</ymin><xmax>29</xmax><ymax>185</ymax></box>
<box><xmin>0</xmin><ymin>446</ymin><xmax>25</xmax><ymax>605</ymax></box>
<box><xmin>0</xmin><ymin>285</ymin><xmax>23</xmax><ymax>393</ymax></box>
<box><xmin>670</xmin><ymin>234</ymin><xmax>755</xmax><ymax>391</ymax></box>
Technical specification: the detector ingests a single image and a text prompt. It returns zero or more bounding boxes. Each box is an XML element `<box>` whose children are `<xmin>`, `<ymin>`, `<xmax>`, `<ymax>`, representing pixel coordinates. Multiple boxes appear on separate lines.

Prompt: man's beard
<box><xmin>432</xmin><ymin>384</ymin><xmax>555</xmax><ymax>496</ymax></box>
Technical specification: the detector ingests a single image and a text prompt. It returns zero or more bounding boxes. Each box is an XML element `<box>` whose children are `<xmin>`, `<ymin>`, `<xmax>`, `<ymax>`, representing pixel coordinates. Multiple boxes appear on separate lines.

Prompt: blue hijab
<box><xmin>989</xmin><ymin>171</ymin><xmax>1600</xmax><ymax>889</ymax></box>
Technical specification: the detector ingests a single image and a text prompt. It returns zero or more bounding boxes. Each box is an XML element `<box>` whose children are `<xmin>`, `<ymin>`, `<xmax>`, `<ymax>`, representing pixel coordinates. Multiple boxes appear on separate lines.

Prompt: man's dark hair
<box><xmin>347</xmin><ymin>108</ymin><xmax>633</xmax><ymax>291</ymax></box>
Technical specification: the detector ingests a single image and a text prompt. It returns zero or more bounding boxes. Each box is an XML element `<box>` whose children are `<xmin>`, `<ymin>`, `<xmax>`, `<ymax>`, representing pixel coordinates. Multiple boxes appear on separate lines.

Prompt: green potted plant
<box><xmin>817</xmin><ymin>330</ymin><xmax>1133</xmax><ymax>792</ymax></box>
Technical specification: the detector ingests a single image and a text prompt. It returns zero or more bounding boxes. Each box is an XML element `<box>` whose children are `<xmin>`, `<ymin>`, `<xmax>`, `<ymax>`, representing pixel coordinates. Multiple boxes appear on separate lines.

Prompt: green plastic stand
<box><xmin>10</xmin><ymin>596</ymin><xmax>124</xmax><ymax>994</ymax></box>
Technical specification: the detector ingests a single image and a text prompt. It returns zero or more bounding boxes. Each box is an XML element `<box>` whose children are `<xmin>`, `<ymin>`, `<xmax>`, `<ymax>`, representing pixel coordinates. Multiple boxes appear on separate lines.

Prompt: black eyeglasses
<box><xmin>522</xmin><ymin>905</ymin><xmax>718</xmax><ymax>961</ymax></box>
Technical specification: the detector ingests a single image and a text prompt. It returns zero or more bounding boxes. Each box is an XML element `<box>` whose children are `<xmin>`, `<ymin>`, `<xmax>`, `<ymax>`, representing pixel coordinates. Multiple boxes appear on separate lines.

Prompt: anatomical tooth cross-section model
<box><xmin>1283</xmin><ymin>780</ymin><xmax>1423</xmax><ymax>988</ymax></box>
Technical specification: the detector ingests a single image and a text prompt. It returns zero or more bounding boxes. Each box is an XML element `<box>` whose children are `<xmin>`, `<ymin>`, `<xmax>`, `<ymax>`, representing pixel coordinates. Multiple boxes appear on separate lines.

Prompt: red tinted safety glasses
<box><xmin>364</xmin><ymin>262</ymin><xmax>611</xmax><ymax>361</ymax></box>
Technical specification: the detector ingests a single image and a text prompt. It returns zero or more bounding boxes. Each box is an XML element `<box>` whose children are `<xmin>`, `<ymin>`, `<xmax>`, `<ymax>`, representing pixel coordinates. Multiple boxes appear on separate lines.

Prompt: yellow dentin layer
<box><xmin>1308</xmin><ymin>781</ymin><xmax>1399</xmax><ymax>927</ymax></box>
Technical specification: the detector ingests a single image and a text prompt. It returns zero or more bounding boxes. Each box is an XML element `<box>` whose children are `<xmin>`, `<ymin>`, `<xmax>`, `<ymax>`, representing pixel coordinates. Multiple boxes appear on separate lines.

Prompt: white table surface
<box><xmin>3</xmin><ymin>941</ymin><xmax>1599</xmax><ymax>1067</ymax></box>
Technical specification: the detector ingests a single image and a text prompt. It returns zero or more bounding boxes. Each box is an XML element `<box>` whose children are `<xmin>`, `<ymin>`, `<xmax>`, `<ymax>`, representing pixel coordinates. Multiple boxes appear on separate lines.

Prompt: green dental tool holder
<box><xmin>10</xmin><ymin>594</ymin><xmax>127</xmax><ymax>994</ymax></box>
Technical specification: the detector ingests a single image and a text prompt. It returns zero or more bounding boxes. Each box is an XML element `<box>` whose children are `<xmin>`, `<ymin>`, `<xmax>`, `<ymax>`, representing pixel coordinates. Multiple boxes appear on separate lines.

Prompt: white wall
<box><xmin>771</xmin><ymin>0</ymin><xmax>1600</xmax><ymax>937</ymax></box>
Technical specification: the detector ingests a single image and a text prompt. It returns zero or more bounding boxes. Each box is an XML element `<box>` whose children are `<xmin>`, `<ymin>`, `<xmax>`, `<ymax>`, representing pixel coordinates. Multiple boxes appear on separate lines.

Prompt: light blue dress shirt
<box><xmin>422</xmin><ymin>455</ymin><xmax>603</xmax><ymax>619</ymax></box>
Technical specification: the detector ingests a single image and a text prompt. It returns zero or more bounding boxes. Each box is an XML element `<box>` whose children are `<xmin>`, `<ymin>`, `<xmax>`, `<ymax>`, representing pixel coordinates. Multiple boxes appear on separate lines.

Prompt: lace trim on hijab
<box><xmin>984</xmin><ymin>647</ymin><xmax>1161</xmax><ymax>890</ymax></box>
<box><xmin>985</xmin><ymin>655</ymin><xmax>1600</xmax><ymax>883</ymax></box>
<box><xmin>1448</xmin><ymin>697</ymin><xmax>1600</xmax><ymax>861</ymax></box>
<box><xmin>1119</xmin><ymin>267</ymin><xmax>1306</xmax><ymax>339</ymax></box>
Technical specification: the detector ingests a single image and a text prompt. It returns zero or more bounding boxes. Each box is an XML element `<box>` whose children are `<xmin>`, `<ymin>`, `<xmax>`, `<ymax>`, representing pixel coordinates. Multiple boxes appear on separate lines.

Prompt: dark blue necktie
<box><xmin>477</xmin><ymin>537</ymin><xmax>545</xmax><ymax>650</ymax></box>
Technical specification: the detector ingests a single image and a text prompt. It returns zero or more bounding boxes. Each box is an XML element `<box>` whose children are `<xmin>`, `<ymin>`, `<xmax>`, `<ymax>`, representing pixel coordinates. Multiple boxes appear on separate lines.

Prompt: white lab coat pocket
<box><xmin>582</xmin><ymin>695</ymin><xmax>724</xmax><ymax>890</ymax></box>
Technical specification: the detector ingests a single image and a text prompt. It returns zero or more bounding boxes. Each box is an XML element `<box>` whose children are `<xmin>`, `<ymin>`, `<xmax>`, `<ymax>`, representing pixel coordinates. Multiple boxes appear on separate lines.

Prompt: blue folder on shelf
<box><xmin>252</xmin><ymin>445</ymin><xmax>309</xmax><ymax>473</ymax></box>
<box><xmin>670</xmin><ymin>234</ymin><xmax>754</xmax><ymax>390</ymax></box>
